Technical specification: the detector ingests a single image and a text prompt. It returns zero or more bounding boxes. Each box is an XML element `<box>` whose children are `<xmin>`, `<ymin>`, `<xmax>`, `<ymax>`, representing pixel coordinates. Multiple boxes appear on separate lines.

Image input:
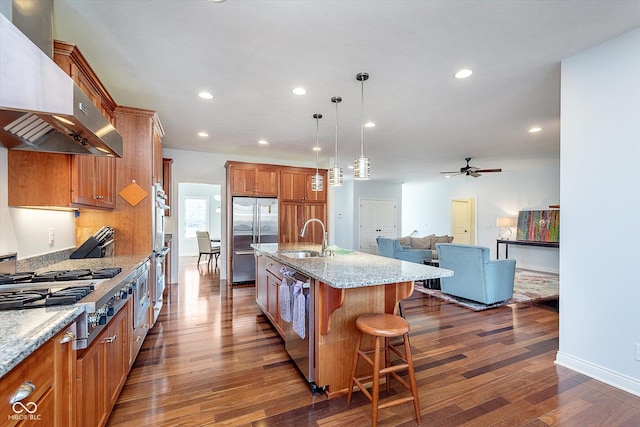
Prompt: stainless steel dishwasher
<box><xmin>281</xmin><ymin>269</ymin><xmax>325</xmax><ymax>394</ymax></box>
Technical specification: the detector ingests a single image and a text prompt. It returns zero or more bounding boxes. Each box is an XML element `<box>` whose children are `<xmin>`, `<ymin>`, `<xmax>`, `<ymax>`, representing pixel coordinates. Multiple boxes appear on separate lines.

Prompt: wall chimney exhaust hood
<box><xmin>0</xmin><ymin>13</ymin><xmax>122</xmax><ymax>157</ymax></box>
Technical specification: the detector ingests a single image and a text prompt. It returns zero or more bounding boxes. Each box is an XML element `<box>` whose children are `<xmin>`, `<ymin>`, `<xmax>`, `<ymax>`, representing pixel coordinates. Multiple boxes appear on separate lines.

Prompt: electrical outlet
<box><xmin>48</xmin><ymin>227</ymin><xmax>55</xmax><ymax>245</ymax></box>
<box><xmin>636</xmin><ymin>343</ymin><xmax>640</xmax><ymax>362</ymax></box>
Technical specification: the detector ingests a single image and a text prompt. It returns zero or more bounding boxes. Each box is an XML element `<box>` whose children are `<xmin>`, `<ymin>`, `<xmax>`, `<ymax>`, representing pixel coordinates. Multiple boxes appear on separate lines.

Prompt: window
<box><xmin>184</xmin><ymin>197</ymin><xmax>209</xmax><ymax>238</ymax></box>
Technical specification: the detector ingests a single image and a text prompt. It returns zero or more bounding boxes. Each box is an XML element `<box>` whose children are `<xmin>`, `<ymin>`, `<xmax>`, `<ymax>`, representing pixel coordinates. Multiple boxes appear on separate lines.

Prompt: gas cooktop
<box><xmin>0</xmin><ymin>268</ymin><xmax>122</xmax><ymax>285</ymax></box>
<box><xmin>0</xmin><ymin>285</ymin><xmax>96</xmax><ymax>310</ymax></box>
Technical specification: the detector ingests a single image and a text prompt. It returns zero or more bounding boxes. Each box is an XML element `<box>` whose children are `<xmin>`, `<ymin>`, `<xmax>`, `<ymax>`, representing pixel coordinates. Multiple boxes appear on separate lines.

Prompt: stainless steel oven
<box><xmin>152</xmin><ymin>246</ymin><xmax>169</xmax><ymax>322</ymax></box>
<box><xmin>152</xmin><ymin>183</ymin><xmax>169</xmax><ymax>322</ymax></box>
<box><xmin>132</xmin><ymin>259</ymin><xmax>151</xmax><ymax>330</ymax></box>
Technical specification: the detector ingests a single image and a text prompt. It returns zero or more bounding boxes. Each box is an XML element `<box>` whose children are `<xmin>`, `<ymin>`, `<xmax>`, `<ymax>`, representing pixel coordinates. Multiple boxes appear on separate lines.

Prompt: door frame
<box><xmin>450</xmin><ymin>197</ymin><xmax>477</xmax><ymax>245</ymax></box>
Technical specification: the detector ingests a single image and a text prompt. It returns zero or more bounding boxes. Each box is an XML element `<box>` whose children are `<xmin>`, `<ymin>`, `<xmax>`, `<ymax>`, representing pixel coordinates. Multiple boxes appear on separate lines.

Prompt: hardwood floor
<box><xmin>107</xmin><ymin>258</ymin><xmax>640</xmax><ymax>426</ymax></box>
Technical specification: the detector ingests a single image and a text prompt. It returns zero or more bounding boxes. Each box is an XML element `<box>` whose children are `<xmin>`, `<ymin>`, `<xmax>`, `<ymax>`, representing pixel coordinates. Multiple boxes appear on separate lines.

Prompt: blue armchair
<box><xmin>436</xmin><ymin>243</ymin><xmax>516</xmax><ymax>304</ymax></box>
<box><xmin>376</xmin><ymin>237</ymin><xmax>433</xmax><ymax>264</ymax></box>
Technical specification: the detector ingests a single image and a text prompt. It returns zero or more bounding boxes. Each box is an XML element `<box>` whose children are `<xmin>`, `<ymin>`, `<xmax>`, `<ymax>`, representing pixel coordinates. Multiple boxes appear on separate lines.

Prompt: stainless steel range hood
<box><xmin>0</xmin><ymin>12</ymin><xmax>122</xmax><ymax>157</ymax></box>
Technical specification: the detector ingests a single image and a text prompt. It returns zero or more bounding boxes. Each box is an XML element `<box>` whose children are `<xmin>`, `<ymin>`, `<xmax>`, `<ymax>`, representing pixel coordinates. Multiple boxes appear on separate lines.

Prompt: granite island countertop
<box><xmin>0</xmin><ymin>254</ymin><xmax>151</xmax><ymax>379</ymax></box>
<box><xmin>252</xmin><ymin>243</ymin><xmax>453</xmax><ymax>289</ymax></box>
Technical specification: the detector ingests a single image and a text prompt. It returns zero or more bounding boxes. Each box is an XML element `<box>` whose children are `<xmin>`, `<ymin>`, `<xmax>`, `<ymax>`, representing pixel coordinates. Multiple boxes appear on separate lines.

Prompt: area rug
<box><xmin>414</xmin><ymin>269</ymin><xmax>559</xmax><ymax>311</ymax></box>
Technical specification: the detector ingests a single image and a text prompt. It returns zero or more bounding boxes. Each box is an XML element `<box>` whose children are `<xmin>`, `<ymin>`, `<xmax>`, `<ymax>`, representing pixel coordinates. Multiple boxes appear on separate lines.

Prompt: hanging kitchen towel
<box><xmin>279</xmin><ymin>277</ymin><xmax>291</xmax><ymax>323</ymax></box>
<box><xmin>293</xmin><ymin>281</ymin><xmax>306</xmax><ymax>339</ymax></box>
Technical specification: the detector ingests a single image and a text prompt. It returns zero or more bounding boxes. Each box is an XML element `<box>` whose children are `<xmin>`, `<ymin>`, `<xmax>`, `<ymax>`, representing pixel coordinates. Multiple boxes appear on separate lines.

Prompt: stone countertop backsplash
<box><xmin>252</xmin><ymin>243</ymin><xmax>453</xmax><ymax>289</ymax></box>
<box><xmin>0</xmin><ymin>254</ymin><xmax>151</xmax><ymax>379</ymax></box>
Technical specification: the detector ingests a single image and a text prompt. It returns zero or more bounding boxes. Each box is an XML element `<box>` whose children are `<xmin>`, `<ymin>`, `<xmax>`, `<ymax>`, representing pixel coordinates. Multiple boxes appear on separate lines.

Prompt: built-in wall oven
<box><xmin>152</xmin><ymin>184</ymin><xmax>169</xmax><ymax>322</ymax></box>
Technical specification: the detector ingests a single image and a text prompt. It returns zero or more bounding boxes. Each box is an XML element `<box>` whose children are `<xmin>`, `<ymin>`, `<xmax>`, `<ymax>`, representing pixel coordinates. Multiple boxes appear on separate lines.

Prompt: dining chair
<box><xmin>196</xmin><ymin>230</ymin><xmax>220</xmax><ymax>268</ymax></box>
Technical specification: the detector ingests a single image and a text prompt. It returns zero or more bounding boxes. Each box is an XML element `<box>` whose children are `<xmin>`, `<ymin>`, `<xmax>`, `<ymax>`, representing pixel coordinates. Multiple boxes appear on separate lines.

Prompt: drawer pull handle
<box><xmin>103</xmin><ymin>335</ymin><xmax>117</xmax><ymax>344</ymax></box>
<box><xmin>59</xmin><ymin>331</ymin><xmax>76</xmax><ymax>344</ymax></box>
<box><xmin>10</xmin><ymin>381</ymin><xmax>35</xmax><ymax>404</ymax></box>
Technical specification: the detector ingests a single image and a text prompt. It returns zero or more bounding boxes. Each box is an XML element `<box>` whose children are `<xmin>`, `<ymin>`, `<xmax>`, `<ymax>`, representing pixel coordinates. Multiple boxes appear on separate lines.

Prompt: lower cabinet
<box><xmin>0</xmin><ymin>323</ymin><xmax>77</xmax><ymax>427</ymax></box>
<box><xmin>76</xmin><ymin>300</ymin><xmax>131</xmax><ymax>427</ymax></box>
<box><xmin>255</xmin><ymin>256</ymin><xmax>285</xmax><ymax>338</ymax></box>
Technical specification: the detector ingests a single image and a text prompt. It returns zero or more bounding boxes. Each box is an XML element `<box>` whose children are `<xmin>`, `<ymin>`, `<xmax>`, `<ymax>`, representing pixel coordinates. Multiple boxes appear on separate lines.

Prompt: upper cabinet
<box><xmin>8</xmin><ymin>41</ymin><xmax>118</xmax><ymax>210</ymax></box>
<box><xmin>162</xmin><ymin>158</ymin><xmax>173</xmax><ymax>216</ymax></box>
<box><xmin>225</xmin><ymin>162</ymin><xmax>279</xmax><ymax>196</ymax></box>
<box><xmin>280</xmin><ymin>168</ymin><xmax>327</xmax><ymax>202</ymax></box>
<box><xmin>53</xmin><ymin>41</ymin><xmax>117</xmax><ymax>125</ymax></box>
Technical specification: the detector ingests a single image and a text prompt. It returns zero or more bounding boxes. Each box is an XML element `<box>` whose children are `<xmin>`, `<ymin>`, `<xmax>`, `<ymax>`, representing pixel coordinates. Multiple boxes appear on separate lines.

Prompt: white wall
<box><xmin>402</xmin><ymin>163</ymin><xmax>560</xmax><ymax>272</ymax></box>
<box><xmin>556</xmin><ymin>27</ymin><xmax>640</xmax><ymax>396</ymax></box>
<box><xmin>0</xmin><ymin>148</ymin><xmax>76</xmax><ymax>259</ymax></box>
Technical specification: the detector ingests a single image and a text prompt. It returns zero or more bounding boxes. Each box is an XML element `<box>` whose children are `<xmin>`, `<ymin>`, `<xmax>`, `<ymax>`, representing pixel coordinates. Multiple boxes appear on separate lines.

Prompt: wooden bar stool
<box><xmin>347</xmin><ymin>313</ymin><xmax>421</xmax><ymax>426</ymax></box>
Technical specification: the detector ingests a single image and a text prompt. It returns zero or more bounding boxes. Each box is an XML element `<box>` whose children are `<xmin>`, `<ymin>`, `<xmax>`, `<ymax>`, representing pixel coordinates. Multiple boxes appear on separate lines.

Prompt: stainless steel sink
<box><xmin>278</xmin><ymin>250</ymin><xmax>321</xmax><ymax>259</ymax></box>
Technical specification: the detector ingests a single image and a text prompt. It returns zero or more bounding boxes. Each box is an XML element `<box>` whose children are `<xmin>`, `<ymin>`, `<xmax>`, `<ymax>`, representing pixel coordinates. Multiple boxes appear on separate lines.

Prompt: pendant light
<box><xmin>311</xmin><ymin>113</ymin><xmax>323</xmax><ymax>192</ymax></box>
<box><xmin>328</xmin><ymin>96</ymin><xmax>343</xmax><ymax>186</ymax></box>
<box><xmin>354</xmin><ymin>72</ymin><xmax>371</xmax><ymax>180</ymax></box>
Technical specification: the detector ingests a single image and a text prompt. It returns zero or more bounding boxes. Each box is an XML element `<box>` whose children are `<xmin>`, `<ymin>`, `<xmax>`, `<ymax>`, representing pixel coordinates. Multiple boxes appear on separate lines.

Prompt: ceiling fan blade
<box><xmin>475</xmin><ymin>168</ymin><xmax>502</xmax><ymax>173</ymax></box>
<box><xmin>440</xmin><ymin>171</ymin><xmax>461</xmax><ymax>174</ymax></box>
<box><xmin>469</xmin><ymin>172</ymin><xmax>481</xmax><ymax>177</ymax></box>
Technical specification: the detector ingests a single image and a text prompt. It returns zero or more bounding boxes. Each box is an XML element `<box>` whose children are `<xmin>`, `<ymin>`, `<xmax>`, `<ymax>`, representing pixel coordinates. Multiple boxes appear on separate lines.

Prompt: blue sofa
<box><xmin>436</xmin><ymin>243</ymin><xmax>516</xmax><ymax>304</ymax></box>
<box><xmin>376</xmin><ymin>237</ymin><xmax>433</xmax><ymax>264</ymax></box>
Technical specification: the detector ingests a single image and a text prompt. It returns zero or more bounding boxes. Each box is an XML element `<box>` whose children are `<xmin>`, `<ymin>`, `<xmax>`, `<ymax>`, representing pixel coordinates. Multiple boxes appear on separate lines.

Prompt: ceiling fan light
<box><xmin>329</xmin><ymin>166</ymin><xmax>343</xmax><ymax>186</ymax></box>
<box><xmin>354</xmin><ymin>156</ymin><xmax>370</xmax><ymax>180</ymax></box>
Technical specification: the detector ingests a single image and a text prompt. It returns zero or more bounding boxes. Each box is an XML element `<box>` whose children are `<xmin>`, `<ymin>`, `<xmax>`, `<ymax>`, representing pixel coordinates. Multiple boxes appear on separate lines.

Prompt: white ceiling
<box><xmin>52</xmin><ymin>0</ymin><xmax>640</xmax><ymax>183</ymax></box>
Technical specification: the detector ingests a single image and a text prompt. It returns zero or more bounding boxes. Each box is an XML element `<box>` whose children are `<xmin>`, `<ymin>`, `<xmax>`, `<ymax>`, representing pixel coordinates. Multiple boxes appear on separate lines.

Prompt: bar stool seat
<box><xmin>347</xmin><ymin>313</ymin><xmax>421</xmax><ymax>426</ymax></box>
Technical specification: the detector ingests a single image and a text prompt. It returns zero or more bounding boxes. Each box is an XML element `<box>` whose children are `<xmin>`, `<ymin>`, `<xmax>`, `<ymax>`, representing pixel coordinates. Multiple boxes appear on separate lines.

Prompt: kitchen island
<box><xmin>253</xmin><ymin>243</ymin><xmax>453</xmax><ymax>398</ymax></box>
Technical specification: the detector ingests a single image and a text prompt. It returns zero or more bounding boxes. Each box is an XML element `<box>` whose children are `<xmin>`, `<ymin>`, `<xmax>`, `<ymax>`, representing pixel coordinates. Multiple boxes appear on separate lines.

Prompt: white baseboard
<box><xmin>555</xmin><ymin>351</ymin><xmax>640</xmax><ymax>397</ymax></box>
<box><xmin>518</xmin><ymin>263</ymin><xmax>559</xmax><ymax>274</ymax></box>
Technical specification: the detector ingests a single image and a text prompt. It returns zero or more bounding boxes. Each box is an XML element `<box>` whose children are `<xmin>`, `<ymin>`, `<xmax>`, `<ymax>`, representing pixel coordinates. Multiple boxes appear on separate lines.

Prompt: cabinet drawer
<box><xmin>0</xmin><ymin>340</ymin><xmax>54</xmax><ymax>427</ymax></box>
<box><xmin>265</xmin><ymin>258</ymin><xmax>284</xmax><ymax>279</ymax></box>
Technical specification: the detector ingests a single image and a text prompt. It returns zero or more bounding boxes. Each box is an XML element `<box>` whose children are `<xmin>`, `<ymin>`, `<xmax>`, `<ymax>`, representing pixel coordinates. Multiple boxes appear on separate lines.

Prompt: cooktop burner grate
<box><xmin>0</xmin><ymin>285</ymin><xmax>95</xmax><ymax>310</ymax></box>
<box><xmin>0</xmin><ymin>267</ymin><xmax>122</xmax><ymax>284</ymax></box>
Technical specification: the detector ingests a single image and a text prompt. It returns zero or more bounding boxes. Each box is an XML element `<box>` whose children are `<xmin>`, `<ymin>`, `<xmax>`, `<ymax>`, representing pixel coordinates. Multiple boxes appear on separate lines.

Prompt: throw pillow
<box><xmin>431</xmin><ymin>235</ymin><xmax>453</xmax><ymax>249</ymax></box>
<box><xmin>411</xmin><ymin>234</ymin><xmax>435</xmax><ymax>249</ymax></box>
<box><xmin>397</xmin><ymin>236</ymin><xmax>411</xmax><ymax>247</ymax></box>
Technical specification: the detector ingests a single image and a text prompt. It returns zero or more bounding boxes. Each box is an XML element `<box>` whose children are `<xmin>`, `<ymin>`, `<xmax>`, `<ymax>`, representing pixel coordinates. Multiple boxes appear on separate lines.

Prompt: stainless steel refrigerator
<box><xmin>232</xmin><ymin>197</ymin><xmax>278</xmax><ymax>284</ymax></box>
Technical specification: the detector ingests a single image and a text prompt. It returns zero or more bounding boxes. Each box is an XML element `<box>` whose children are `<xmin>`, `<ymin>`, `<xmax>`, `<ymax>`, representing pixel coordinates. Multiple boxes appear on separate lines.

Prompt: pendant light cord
<box><xmin>334</xmin><ymin>99</ymin><xmax>339</xmax><ymax>164</ymax></box>
<box><xmin>360</xmin><ymin>77</ymin><xmax>365</xmax><ymax>157</ymax></box>
<box><xmin>315</xmin><ymin>115</ymin><xmax>320</xmax><ymax>174</ymax></box>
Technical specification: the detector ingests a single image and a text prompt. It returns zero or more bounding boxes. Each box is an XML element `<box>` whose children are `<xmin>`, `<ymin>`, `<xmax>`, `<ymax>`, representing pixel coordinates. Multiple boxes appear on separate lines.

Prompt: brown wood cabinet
<box><xmin>226</xmin><ymin>161</ymin><xmax>279</xmax><ymax>196</ymax></box>
<box><xmin>280</xmin><ymin>201</ymin><xmax>327</xmax><ymax>244</ymax></box>
<box><xmin>0</xmin><ymin>324</ymin><xmax>77</xmax><ymax>427</ymax></box>
<box><xmin>71</xmin><ymin>156</ymin><xmax>116</xmax><ymax>209</ymax></box>
<box><xmin>255</xmin><ymin>255</ymin><xmax>285</xmax><ymax>338</ymax></box>
<box><xmin>76</xmin><ymin>301</ymin><xmax>131</xmax><ymax>427</ymax></box>
<box><xmin>53</xmin><ymin>40</ymin><xmax>116</xmax><ymax>126</ymax></box>
<box><xmin>280</xmin><ymin>168</ymin><xmax>327</xmax><ymax>202</ymax></box>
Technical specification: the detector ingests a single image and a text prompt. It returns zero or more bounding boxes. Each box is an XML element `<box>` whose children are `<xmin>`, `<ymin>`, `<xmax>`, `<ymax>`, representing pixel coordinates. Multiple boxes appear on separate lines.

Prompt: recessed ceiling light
<box><xmin>454</xmin><ymin>69</ymin><xmax>473</xmax><ymax>79</ymax></box>
<box><xmin>347</xmin><ymin>164</ymin><xmax>354</xmax><ymax>169</ymax></box>
<box><xmin>209</xmin><ymin>0</ymin><xmax>225</xmax><ymax>3</ymax></box>
<box><xmin>292</xmin><ymin>87</ymin><xmax>307</xmax><ymax>96</ymax></box>
<box><xmin>198</xmin><ymin>91</ymin><xmax>214</xmax><ymax>100</ymax></box>
<box><xmin>528</xmin><ymin>127</ymin><xmax>542</xmax><ymax>133</ymax></box>
<box><xmin>198</xmin><ymin>132</ymin><xmax>209</xmax><ymax>137</ymax></box>
<box><xmin>258</xmin><ymin>139</ymin><xmax>268</xmax><ymax>145</ymax></box>
<box><xmin>313</xmin><ymin>147</ymin><xmax>321</xmax><ymax>151</ymax></box>
<box><xmin>364</xmin><ymin>122</ymin><xmax>376</xmax><ymax>128</ymax></box>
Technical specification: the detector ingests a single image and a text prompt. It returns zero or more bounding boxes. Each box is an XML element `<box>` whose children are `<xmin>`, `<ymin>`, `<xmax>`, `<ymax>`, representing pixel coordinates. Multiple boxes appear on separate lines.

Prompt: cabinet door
<box><xmin>256</xmin><ymin>254</ymin><xmax>268</xmax><ymax>311</ymax></box>
<box><xmin>302</xmin><ymin>202</ymin><xmax>327</xmax><ymax>244</ymax></box>
<box><xmin>279</xmin><ymin>202</ymin><xmax>302</xmax><ymax>243</ymax></box>
<box><xmin>105</xmin><ymin>305</ymin><xmax>130</xmax><ymax>408</ymax></box>
<box><xmin>280</xmin><ymin>169</ymin><xmax>307</xmax><ymax>201</ymax></box>
<box><xmin>95</xmin><ymin>156</ymin><xmax>116</xmax><ymax>209</ymax></box>
<box><xmin>76</xmin><ymin>339</ymin><xmax>106</xmax><ymax>427</ymax></box>
<box><xmin>266</xmin><ymin>270</ymin><xmax>285</xmax><ymax>338</ymax></box>
<box><xmin>152</xmin><ymin>130</ymin><xmax>163</xmax><ymax>185</ymax></box>
<box><xmin>255</xmin><ymin>166</ymin><xmax>279</xmax><ymax>196</ymax></box>
<box><xmin>54</xmin><ymin>325</ymin><xmax>77</xmax><ymax>427</ymax></box>
<box><xmin>71</xmin><ymin>156</ymin><xmax>116</xmax><ymax>209</ymax></box>
<box><xmin>229</xmin><ymin>166</ymin><xmax>257</xmax><ymax>196</ymax></box>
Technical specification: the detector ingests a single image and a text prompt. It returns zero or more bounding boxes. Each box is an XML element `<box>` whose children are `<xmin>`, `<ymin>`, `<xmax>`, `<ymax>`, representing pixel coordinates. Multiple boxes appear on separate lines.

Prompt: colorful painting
<box><xmin>516</xmin><ymin>210</ymin><xmax>559</xmax><ymax>242</ymax></box>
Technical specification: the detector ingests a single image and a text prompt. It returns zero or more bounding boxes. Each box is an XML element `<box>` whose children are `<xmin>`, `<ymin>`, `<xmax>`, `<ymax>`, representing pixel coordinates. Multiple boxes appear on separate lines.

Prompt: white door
<box><xmin>359</xmin><ymin>199</ymin><xmax>397</xmax><ymax>253</ymax></box>
<box><xmin>451</xmin><ymin>198</ymin><xmax>475</xmax><ymax>244</ymax></box>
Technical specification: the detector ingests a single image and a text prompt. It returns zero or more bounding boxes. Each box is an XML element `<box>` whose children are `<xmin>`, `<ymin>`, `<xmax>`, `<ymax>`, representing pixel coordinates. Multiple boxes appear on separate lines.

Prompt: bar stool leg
<box><xmin>347</xmin><ymin>331</ymin><xmax>363</xmax><ymax>403</ymax></box>
<box><xmin>403</xmin><ymin>332</ymin><xmax>421</xmax><ymax>424</ymax></box>
<box><xmin>371</xmin><ymin>336</ymin><xmax>381</xmax><ymax>426</ymax></box>
<box><xmin>384</xmin><ymin>337</ymin><xmax>391</xmax><ymax>393</ymax></box>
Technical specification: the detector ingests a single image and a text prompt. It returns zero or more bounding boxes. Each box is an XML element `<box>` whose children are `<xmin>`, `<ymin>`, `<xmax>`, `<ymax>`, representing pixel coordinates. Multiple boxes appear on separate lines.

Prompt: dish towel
<box><xmin>279</xmin><ymin>278</ymin><xmax>291</xmax><ymax>323</ymax></box>
<box><xmin>293</xmin><ymin>281</ymin><xmax>306</xmax><ymax>339</ymax></box>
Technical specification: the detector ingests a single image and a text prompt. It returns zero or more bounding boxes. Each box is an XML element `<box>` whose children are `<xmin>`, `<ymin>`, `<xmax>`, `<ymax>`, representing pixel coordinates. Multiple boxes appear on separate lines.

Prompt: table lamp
<box><xmin>497</xmin><ymin>217</ymin><xmax>516</xmax><ymax>239</ymax></box>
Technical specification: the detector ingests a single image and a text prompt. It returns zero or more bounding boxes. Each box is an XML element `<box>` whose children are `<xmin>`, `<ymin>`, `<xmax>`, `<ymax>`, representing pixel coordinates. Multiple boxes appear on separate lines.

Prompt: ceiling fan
<box><xmin>440</xmin><ymin>157</ymin><xmax>502</xmax><ymax>178</ymax></box>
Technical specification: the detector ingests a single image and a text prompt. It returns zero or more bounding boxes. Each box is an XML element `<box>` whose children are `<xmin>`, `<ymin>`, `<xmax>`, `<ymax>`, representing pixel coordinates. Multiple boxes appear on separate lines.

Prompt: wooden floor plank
<box><xmin>107</xmin><ymin>258</ymin><xmax>640</xmax><ymax>426</ymax></box>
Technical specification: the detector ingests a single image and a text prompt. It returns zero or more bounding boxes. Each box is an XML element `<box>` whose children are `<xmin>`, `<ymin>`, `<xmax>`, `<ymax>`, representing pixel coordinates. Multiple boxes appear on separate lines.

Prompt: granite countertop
<box><xmin>0</xmin><ymin>254</ymin><xmax>151</xmax><ymax>379</ymax></box>
<box><xmin>252</xmin><ymin>243</ymin><xmax>453</xmax><ymax>289</ymax></box>
<box><xmin>0</xmin><ymin>306</ymin><xmax>84</xmax><ymax>378</ymax></box>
